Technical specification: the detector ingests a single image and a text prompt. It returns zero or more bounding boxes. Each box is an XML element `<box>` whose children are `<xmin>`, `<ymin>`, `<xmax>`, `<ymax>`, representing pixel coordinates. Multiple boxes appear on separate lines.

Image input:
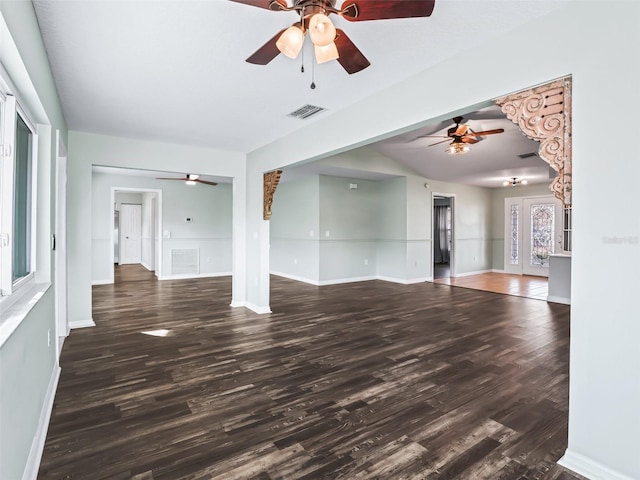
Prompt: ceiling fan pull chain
<box><xmin>310</xmin><ymin>54</ymin><xmax>316</xmax><ymax>89</ymax></box>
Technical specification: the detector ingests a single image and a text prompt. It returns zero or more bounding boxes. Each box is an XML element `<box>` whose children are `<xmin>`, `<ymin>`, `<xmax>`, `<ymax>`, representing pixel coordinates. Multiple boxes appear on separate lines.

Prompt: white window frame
<box><xmin>0</xmin><ymin>85</ymin><xmax>39</xmax><ymax>297</ymax></box>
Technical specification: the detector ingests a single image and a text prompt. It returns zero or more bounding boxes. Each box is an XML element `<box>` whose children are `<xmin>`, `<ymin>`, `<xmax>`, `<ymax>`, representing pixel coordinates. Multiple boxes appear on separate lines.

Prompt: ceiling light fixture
<box><xmin>445</xmin><ymin>139</ymin><xmax>470</xmax><ymax>155</ymax></box>
<box><xmin>276</xmin><ymin>22</ymin><xmax>305</xmax><ymax>58</ymax></box>
<box><xmin>185</xmin><ymin>174</ymin><xmax>199</xmax><ymax>186</ymax></box>
<box><xmin>503</xmin><ymin>177</ymin><xmax>528</xmax><ymax>187</ymax></box>
<box><xmin>276</xmin><ymin>13</ymin><xmax>338</xmax><ymax>62</ymax></box>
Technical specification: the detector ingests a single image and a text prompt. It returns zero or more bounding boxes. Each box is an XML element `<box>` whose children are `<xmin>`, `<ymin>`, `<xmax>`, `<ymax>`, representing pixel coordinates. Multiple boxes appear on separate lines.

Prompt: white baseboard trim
<box><xmin>270</xmin><ymin>271</ymin><xmax>320</xmax><ymax>286</ymax></box>
<box><xmin>22</xmin><ymin>364</ymin><xmax>61</xmax><ymax>480</ymax></box>
<box><xmin>69</xmin><ymin>318</ymin><xmax>96</xmax><ymax>329</ymax></box>
<box><xmin>158</xmin><ymin>272</ymin><xmax>232</xmax><ymax>281</ymax></box>
<box><xmin>377</xmin><ymin>276</ymin><xmax>430</xmax><ymax>285</ymax></box>
<box><xmin>547</xmin><ymin>295</ymin><xmax>571</xmax><ymax>305</ymax></box>
<box><xmin>453</xmin><ymin>269</ymin><xmax>492</xmax><ymax>278</ymax></box>
<box><xmin>271</xmin><ymin>272</ymin><xmax>433</xmax><ymax>287</ymax></box>
<box><xmin>229</xmin><ymin>300</ymin><xmax>246</xmax><ymax>308</ymax></box>
<box><xmin>492</xmin><ymin>269</ymin><xmax>506</xmax><ymax>273</ymax></box>
<box><xmin>245</xmin><ymin>302</ymin><xmax>272</xmax><ymax>314</ymax></box>
<box><xmin>91</xmin><ymin>279</ymin><xmax>112</xmax><ymax>285</ymax></box>
<box><xmin>141</xmin><ymin>261</ymin><xmax>154</xmax><ymax>272</ymax></box>
<box><xmin>318</xmin><ymin>275</ymin><xmax>377</xmax><ymax>286</ymax></box>
<box><xmin>558</xmin><ymin>450</ymin><xmax>635</xmax><ymax>480</ymax></box>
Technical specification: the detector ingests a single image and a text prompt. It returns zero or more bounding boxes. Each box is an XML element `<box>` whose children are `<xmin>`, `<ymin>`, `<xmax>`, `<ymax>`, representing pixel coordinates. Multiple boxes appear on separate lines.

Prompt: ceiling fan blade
<box><xmin>195</xmin><ymin>179</ymin><xmax>219</xmax><ymax>186</ymax></box>
<box><xmin>429</xmin><ymin>139</ymin><xmax>451</xmax><ymax>147</ymax></box>
<box><xmin>334</xmin><ymin>29</ymin><xmax>370</xmax><ymax>74</ymax></box>
<box><xmin>454</xmin><ymin>124</ymin><xmax>469</xmax><ymax>136</ymax></box>
<box><xmin>466</xmin><ymin>128</ymin><xmax>505</xmax><ymax>137</ymax></box>
<box><xmin>411</xmin><ymin>134</ymin><xmax>448</xmax><ymax>142</ymax></box>
<box><xmin>246</xmin><ymin>28</ymin><xmax>286</xmax><ymax>65</ymax></box>
<box><xmin>341</xmin><ymin>0</ymin><xmax>435</xmax><ymax>22</ymax></box>
<box><xmin>461</xmin><ymin>136</ymin><xmax>479</xmax><ymax>144</ymax></box>
<box><xmin>156</xmin><ymin>177</ymin><xmax>188</xmax><ymax>181</ymax></box>
<box><xmin>228</xmin><ymin>0</ymin><xmax>287</xmax><ymax>11</ymax></box>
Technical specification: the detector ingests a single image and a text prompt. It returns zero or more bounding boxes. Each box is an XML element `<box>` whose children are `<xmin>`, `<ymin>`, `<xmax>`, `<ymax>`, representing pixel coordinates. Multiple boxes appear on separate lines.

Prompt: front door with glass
<box><xmin>504</xmin><ymin>195</ymin><xmax>562</xmax><ymax>277</ymax></box>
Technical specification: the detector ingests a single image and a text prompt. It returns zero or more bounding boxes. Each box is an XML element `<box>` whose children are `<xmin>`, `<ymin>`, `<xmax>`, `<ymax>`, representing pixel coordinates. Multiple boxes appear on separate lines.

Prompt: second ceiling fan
<box><xmin>230</xmin><ymin>0</ymin><xmax>436</xmax><ymax>74</ymax></box>
<box><xmin>415</xmin><ymin>116</ymin><xmax>505</xmax><ymax>155</ymax></box>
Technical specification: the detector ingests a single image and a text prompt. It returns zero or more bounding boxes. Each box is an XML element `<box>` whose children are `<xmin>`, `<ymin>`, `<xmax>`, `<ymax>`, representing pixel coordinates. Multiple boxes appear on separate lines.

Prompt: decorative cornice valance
<box><xmin>495</xmin><ymin>77</ymin><xmax>572</xmax><ymax>206</ymax></box>
<box><xmin>263</xmin><ymin>170</ymin><xmax>282</xmax><ymax>220</ymax></box>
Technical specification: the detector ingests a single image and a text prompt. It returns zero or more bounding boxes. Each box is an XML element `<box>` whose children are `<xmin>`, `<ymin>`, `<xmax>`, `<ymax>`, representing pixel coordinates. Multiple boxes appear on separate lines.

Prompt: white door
<box><xmin>119</xmin><ymin>204</ymin><xmax>142</xmax><ymax>264</ymax></box>
<box><xmin>504</xmin><ymin>195</ymin><xmax>562</xmax><ymax>277</ymax></box>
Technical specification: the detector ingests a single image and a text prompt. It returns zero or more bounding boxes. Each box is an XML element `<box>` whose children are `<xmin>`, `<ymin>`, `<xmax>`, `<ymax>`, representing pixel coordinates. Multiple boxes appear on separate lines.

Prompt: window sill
<box><xmin>0</xmin><ymin>282</ymin><xmax>51</xmax><ymax>348</ymax></box>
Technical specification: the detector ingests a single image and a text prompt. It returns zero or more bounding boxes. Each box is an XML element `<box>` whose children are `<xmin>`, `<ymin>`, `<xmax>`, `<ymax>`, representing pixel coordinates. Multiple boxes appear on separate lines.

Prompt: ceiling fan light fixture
<box><xmin>276</xmin><ymin>22</ymin><xmax>305</xmax><ymax>59</ymax></box>
<box><xmin>185</xmin><ymin>180</ymin><xmax>197</xmax><ymax>186</ymax></box>
<box><xmin>446</xmin><ymin>141</ymin><xmax>469</xmax><ymax>155</ymax></box>
<box><xmin>314</xmin><ymin>41</ymin><xmax>339</xmax><ymax>64</ymax></box>
<box><xmin>309</xmin><ymin>13</ymin><xmax>336</xmax><ymax>47</ymax></box>
<box><xmin>503</xmin><ymin>177</ymin><xmax>528</xmax><ymax>187</ymax></box>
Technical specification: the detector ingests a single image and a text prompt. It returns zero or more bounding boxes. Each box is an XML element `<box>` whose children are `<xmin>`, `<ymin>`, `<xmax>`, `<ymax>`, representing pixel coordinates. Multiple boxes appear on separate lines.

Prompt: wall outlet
<box><xmin>474</xmin><ymin>255</ymin><xmax>478</xmax><ymax>262</ymax></box>
<box><xmin>185</xmin><ymin>217</ymin><xmax>192</xmax><ymax>223</ymax></box>
<box><xmin>364</xmin><ymin>259</ymin><xmax>368</xmax><ymax>265</ymax></box>
<box><xmin>309</xmin><ymin>230</ymin><xmax>314</xmax><ymax>237</ymax></box>
<box><xmin>325</xmin><ymin>231</ymin><xmax>330</xmax><ymax>237</ymax></box>
<box><xmin>294</xmin><ymin>258</ymin><xmax>298</xmax><ymax>265</ymax></box>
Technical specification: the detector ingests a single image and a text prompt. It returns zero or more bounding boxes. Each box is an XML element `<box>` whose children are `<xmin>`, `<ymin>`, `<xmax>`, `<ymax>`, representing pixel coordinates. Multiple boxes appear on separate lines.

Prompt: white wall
<box><xmin>92</xmin><ymin>172</ymin><xmax>232</xmax><ymax>283</ymax></box>
<box><xmin>247</xmin><ymin>3</ymin><xmax>640</xmax><ymax>478</ymax></box>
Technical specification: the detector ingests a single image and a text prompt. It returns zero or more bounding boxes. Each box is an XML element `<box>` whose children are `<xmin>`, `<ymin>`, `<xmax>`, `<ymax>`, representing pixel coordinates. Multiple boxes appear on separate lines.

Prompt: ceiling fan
<box><xmin>230</xmin><ymin>0</ymin><xmax>436</xmax><ymax>74</ymax></box>
<box><xmin>156</xmin><ymin>174</ymin><xmax>218</xmax><ymax>186</ymax></box>
<box><xmin>414</xmin><ymin>116</ymin><xmax>505</xmax><ymax>155</ymax></box>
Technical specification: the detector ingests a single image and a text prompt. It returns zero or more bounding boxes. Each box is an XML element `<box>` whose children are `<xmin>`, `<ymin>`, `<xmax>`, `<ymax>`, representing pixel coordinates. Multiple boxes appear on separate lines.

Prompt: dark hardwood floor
<box><xmin>38</xmin><ymin>268</ymin><xmax>584</xmax><ymax>479</ymax></box>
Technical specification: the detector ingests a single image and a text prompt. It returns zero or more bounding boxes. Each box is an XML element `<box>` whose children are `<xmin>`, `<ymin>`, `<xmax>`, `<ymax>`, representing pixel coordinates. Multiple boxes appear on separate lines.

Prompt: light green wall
<box><xmin>92</xmin><ymin>172</ymin><xmax>233</xmax><ymax>282</ymax></box>
<box><xmin>68</xmin><ymin>131</ymin><xmax>245</xmax><ymax>324</ymax></box>
<box><xmin>0</xmin><ymin>290</ymin><xmax>56</xmax><ymax>480</ymax></box>
<box><xmin>0</xmin><ymin>4</ymin><xmax>68</xmax><ymax>479</ymax></box>
<box><xmin>428</xmin><ymin>179</ymin><xmax>493</xmax><ymax>274</ymax></box>
<box><xmin>270</xmin><ymin>175</ymin><xmax>320</xmax><ymax>282</ymax></box>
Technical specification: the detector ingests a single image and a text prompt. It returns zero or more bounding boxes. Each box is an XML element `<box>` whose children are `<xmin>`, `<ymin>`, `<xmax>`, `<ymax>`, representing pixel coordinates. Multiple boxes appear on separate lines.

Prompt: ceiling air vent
<box><xmin>288</xmin><ymin>104</ymin><xmax>325</xmax><ymax>120</ymax></box>
<box><xmin>517</xmin><ymin>152</ymin><xmax>538</xmax><ymax>159</ymax></box>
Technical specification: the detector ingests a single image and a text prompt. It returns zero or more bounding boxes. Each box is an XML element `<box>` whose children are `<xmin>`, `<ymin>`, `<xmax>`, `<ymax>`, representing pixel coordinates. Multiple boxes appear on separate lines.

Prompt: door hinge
<box><xmin>1</xmin><ymin>144</ymin><xmax>11</xmax><ymax>157</ymax></box>
<box><xmin>0</xmin><ymin>234</ymin><xmax>9</xmax><ymax>247</ymax></box>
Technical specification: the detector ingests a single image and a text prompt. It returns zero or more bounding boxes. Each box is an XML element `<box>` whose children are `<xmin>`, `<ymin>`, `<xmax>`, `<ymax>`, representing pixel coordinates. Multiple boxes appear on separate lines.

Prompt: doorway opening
<box><xmin>110</xmin><ymin>187</ymin><xmax>162</xmax><ymax>284</ymax></box>
<box><xmin>433</xmin><ymin>194</ymin><xmax>454</xmax><ymax>280</ymax></box>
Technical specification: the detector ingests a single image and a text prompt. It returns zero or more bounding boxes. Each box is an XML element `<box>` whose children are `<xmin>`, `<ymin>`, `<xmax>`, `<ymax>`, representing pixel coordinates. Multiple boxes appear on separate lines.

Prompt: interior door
<box><xmin>119</xmin><ymin>203</ymin><xmax>142</xmax><ymax>264</ymax></box>
<box><xmin>522</xmin><ymin>197</ymin><xmax>562</xmax><ymax>277</ymax></box>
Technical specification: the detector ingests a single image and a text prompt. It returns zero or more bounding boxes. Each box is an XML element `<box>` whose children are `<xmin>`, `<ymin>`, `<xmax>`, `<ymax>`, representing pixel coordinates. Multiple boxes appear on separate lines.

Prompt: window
<box><xmin>0</xmin><ymin>89</ymin><xmax>38</xmax><ymax>296</ymax></box>
<box><xmin>563</xmin><ymin>206</ymin><xmax>572</xmax><ymax>252</ymax></box>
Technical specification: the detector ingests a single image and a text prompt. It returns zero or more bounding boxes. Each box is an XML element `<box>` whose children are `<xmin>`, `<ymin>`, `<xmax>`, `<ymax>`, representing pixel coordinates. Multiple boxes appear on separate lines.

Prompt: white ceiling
<box><xmin>33</xmin><ymin>0</ymin><xmax>566</xmax><ymax>187</ymax></box>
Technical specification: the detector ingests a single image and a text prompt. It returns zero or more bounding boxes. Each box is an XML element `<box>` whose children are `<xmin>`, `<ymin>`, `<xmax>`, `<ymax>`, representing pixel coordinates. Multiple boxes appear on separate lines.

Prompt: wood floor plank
<box><xmin>37</xmin><ymin>266</ymin><xmax>585</xmax><ymax>479</ymax></box>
